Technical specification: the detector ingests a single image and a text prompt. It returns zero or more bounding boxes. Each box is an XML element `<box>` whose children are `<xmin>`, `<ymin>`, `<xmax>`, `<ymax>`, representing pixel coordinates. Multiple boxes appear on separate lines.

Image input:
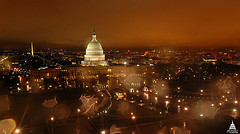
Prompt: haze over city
<box><xmin>1</xmin><ymin>0</ymin><xmax>240</xmax><ymax>48</ymax></box>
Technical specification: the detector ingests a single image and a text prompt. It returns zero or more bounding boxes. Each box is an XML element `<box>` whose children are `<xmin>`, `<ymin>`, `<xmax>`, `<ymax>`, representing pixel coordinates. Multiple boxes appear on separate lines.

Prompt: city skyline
<box><xmin>1</xmin><ymin>1</ymin><xmax>240</xmax><ymax>133</ymax></box>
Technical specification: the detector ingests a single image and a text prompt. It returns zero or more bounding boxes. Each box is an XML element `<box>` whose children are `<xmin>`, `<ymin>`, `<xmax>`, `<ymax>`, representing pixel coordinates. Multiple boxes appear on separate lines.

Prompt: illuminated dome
<box><xmin>85</xmin><ymin>32</ymin><xmax>104</xmax><ymax>57</ymax></box>
<box><xmin>81</xmin><ymin>30</ymin><xmax>108</xmax><ymax>66</ymax></box>
<box><xmin>229</xmin><ymin>121</ymin><xmax>237</xmax><ymax>130</ymax></box>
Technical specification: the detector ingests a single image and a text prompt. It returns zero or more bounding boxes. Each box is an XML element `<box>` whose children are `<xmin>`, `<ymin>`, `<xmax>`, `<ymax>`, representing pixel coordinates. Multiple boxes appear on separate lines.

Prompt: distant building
<box><xmin>31</xmin><ymin>65</ymin><xmax>154</xmax><ymax>90</ymax></box>
<box><xmin>81</xmin><ymin>30</ymin><xmax>108</xmax><ymax>66</ymax></box>
<box><xmin>202</xmin><ymin>58</ymin><xmax>217</xmax><ymax>64</ymax></box>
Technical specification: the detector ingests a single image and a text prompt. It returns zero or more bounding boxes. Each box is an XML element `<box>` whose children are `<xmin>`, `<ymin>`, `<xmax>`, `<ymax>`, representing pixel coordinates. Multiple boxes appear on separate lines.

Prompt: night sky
<box><xmin>1</xmin><ymin>0</ymin><xmax>240</xmax><ymax>49</ymax></box>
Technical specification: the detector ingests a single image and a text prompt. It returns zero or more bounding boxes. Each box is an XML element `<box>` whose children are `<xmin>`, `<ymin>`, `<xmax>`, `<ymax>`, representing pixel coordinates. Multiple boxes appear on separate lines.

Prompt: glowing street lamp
<box><xmin>15</xmin><ymin>129</ymin><xmax>20</xmax><ymax>134</ymax></box>
<box><xmin>184</xmin><ymin>107</ymin><xmax>188</xmax><ymax>111</ymax></box>
<box><xmin>200</xmin><ymin>114</ymin><xmax>203</xmax><ymax>117</ymax></box>
<box><xmin>131</xmin><ymin>115</ymin><xmax>136</xmax><ymax>120</ymax></box>
<box><xmin>233</xmin><ymin>109</ymin><xmax>237</xmax><ymax>112</ymax></box>
<box><xmin>234</xmin><ymin>100</ymin><xmax>238</xmax><ymax>104</ymax></box>
<box><xmin>50</xmin><ymin>117</ymin><xmax>54</xmax><ymax>121</ymax></box>
<box><xmin>177</xmin><ymin>105</ymin><xmax>181</xmax><ymax>113</ymax></box>
<box><xmin>101</xmin><ymin>130</ymin><xmax>106</xmax><ymax>134</ymax></box>
<box><xmin>165</xmin><ymin>101</ymin><xmax>169</xmax><ymax>107</ymax></box>
<box><xmin>77</xmin><ymin>108</ymin><xmax>81</xmax><ymax>113</ymax></box>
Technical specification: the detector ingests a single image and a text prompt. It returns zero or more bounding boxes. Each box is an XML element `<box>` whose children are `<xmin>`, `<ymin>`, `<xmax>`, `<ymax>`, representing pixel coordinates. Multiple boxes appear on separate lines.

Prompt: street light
<box><xmin>77</xmin><ymin>108</ymin><xmax>80</xmax><ymax>130</ymax></box>
<box><xmin>15</xmin><ymin>129</ymin><xmax>20</xmax><ymax>134</ymax></box>
<box><xmin>101</xmin><ymin>130</ymin><xmax>106</xmax><ymax>134</ymax></box>
<box><xmin>200</xmin><ymin>114</ymin><xmax>203</xmax><ymax>117</ymax></box>
<box><xmin>184</xmin><ymin>107</ymin><xmax>188</xmax><ymax>111</ymax></box>
<box><xmin>50</xmin><ymin>117</ymin><xmax>54</xmax><ymax>121</ymax></box>
<box><xmin>131</xmin><ymin>115</ymin><xmax>136</xmax><ymax>120</ymax></box>
<box><xmin>165</xmin><ymin>101</ymin><xmax>169</xmax><ymax>106</ymax></box>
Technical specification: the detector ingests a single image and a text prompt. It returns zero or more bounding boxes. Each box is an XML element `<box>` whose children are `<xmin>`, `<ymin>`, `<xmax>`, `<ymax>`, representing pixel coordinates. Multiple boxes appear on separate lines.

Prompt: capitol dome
<box><xmin>85</xmin><ymin>33</ymin><xmax>104</xmax><ymax>55</ymax></box>
<box><xmin>81</xmin><ymin>30</ymin><xmax>108</xmax><ymax>66</ymax></box>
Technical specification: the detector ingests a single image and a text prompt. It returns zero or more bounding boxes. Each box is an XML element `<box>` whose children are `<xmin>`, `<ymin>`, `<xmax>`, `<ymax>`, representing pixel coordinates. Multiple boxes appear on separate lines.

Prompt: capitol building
<box><xmin>81</xmin><ymin>30</ymin><xmax>108</xmax><ymax>66</ymax></box>
<box><xmin>31</xmin><ymin>30</ymin><xmax>154</xmax><ymax>90</ymax></box>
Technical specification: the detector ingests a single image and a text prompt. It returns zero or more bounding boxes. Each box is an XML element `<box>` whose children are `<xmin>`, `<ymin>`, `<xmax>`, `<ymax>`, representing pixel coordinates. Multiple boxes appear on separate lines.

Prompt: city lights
<box><xmin>15</xmin><ymin>129</ymin><xmax>20</xmax><ymax>134</ymax></box>
<box><xmin>101</xmin><ymin>130</ymin><xmax>106</xmax><ymax>134</ymax></box>
<box><xmin>131</xmin><ymin>115</ymin><xmax>136</xmax><ymax>120</ymax></box>
<box><xmin>50</xmin><ymin>117</ymin><xmax>54</xmax><ymax>121</ymax></box>
<box><xmin>1</xmin><ymin>4</ymin><xmax>240</xmax><ymax>133</ymax></box>
<box><xmin>165</xmin><ymin>101</ymin><xmax>169</xmax><ymax>106</ymax></box>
